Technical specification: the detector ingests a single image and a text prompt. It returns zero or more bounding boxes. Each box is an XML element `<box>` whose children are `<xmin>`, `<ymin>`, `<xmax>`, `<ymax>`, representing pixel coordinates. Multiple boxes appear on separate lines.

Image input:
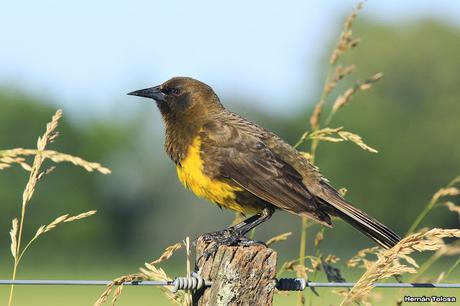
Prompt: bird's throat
<box><xmin>164</xmin><ymin>119</ymin><xmax>201</xmax><ymax>164</ymax></box>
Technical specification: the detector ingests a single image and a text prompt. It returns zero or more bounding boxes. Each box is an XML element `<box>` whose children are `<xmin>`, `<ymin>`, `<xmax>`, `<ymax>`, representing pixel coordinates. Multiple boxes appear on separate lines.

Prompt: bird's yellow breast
<box><xmin>176</xmin><ymin>136</ymin><xmax>247</xmax><ymax>213</ymax></box>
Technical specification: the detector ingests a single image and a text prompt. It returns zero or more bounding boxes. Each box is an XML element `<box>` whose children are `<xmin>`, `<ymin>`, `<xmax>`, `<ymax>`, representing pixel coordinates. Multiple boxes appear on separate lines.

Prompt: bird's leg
<box><xmin>231</xmin><ymin>207</ymin><xmax>274</xmax><ymax>237</ymax></box>
<box><xmin>199</xmin><ymin>207</ymin><xmax>274</xmax><ymax>259</ymax></box>
<box><xmin>202</xmin><ymin>207</ymin><xmax>274</xmax><ymax>242</ymax></box>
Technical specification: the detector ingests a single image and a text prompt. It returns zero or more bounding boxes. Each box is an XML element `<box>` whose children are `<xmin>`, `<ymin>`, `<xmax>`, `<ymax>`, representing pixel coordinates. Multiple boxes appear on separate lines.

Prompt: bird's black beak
<box><xmin>127</xmin><ymin>85</ymin><xmax>166</xmax><ymax>103</ymax></box>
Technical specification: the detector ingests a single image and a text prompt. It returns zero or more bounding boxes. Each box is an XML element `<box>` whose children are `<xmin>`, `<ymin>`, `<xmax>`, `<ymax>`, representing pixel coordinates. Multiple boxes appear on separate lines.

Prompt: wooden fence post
<box><xmin>193</xmin><ymin>237</ymin><xmax>277</xmax><ymax>306</ymax></box>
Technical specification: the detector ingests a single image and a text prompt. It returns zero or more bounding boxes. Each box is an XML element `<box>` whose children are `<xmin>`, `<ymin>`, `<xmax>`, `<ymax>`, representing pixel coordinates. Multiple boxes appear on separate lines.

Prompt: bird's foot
<box><xmin>197</xmin><ymin>229</ymin><xmax>265</xmax><ymax>260</ymax></box>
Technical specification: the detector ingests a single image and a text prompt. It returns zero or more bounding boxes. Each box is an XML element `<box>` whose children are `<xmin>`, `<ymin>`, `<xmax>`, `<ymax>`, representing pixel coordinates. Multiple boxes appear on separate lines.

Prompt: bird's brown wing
<box><xmin>202</xmin><ymin>111</ymin><xmax>400</xmax><ymax>248</ymax></box>
<box><xmin>201</xmin><ymin>116</ymin><xmax>333</xmax><ymax>226</ymax></box>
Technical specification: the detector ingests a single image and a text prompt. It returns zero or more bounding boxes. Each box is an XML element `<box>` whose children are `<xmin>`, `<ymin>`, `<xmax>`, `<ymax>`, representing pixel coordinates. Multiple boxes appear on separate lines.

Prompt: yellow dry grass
<box><xmin>329</xmin><ymin>2</ymin><xmax>363</xmax><ymax>65</ymax></box>
<box><xmin>444</xmin><ymin>201</ymin><xmax>460</xmax><ymax>219</ymax></box>
<box><xmin>340</xmin><ymin>228</ymin><xmax>460</xmax><ymax>305</ymax></box>
<box><xmin>407</xmin><ymin>176</ymin><xmax>460</xmax><ymax>235</ymax></box>
<box><xmin>0</xmin><ymin>148</ymin><xmax>110</xmax><ymax>174</ymax></box>
<box><xmin>95</xmin><ymin>240</ymin><xmax>190</xmax><ymax>306</ymax></box>
<box><xmin>307</xmin><ymin>127</ymin><xmax>378</xmax><ymax>153</ymax></box>
<box><xmin>266</xmin><ymin>232</ymin><xmax>293</xmax><ymax>247</ymax></box>
<box><xmin>326</xmin><ymin>72</ymin><xmax>383</xmax><ymax>124</ymax></box>
<box><xmin>5</xmin><ymin>109</ymin><xmax>110</xmax><ymax>306</ymax></box>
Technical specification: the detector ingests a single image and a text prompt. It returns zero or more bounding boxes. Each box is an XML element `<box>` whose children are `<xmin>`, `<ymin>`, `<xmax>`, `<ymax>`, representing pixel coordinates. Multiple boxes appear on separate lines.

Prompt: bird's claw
<box><xmin>196</xmin><ymin>229</ymin><xmax>266</xmax><ymax>261</ymax></box>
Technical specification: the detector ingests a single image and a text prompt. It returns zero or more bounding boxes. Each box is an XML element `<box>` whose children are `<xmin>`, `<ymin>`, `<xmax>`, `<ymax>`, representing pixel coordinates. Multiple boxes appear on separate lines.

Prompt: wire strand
<box><xmin>1</xmin><ymin>278</ymin><xmax>459</xmax><ymax>291</ymax></box>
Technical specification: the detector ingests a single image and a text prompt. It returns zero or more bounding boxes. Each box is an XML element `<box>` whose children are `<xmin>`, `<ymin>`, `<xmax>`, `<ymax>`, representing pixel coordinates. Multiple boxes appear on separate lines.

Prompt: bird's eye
<box><xmin>171</xmin><ymin>88</ymin><xmax>181</xmax><ymax>96</ymax></box>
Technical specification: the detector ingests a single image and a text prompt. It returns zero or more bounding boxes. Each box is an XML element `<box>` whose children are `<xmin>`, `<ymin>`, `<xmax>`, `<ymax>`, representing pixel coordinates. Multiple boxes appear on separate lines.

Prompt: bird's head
<box><xmin>128</xmin><ymin>77</ymin><xmax>223</xmax><ymax>122</ymax></box>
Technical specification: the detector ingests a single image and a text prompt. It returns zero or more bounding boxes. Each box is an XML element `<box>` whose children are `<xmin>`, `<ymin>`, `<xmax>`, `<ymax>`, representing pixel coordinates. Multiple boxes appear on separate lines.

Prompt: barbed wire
<box><xmin>1</xmin><ymin>276</ymin><xmax>459</xmax><ymax>292</ymax></box>
<box><xmin>275</xmin><ymin>278</ymin><xmax>460</xmax><ymax>291</ymax></box>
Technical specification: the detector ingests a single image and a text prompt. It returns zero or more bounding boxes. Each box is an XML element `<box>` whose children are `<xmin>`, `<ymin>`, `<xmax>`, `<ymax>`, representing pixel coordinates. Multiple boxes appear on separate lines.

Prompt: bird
<box><xmin>128</xmin><ymin>76</ymin><xmax>401</xmax><ymax>252</ymax></box>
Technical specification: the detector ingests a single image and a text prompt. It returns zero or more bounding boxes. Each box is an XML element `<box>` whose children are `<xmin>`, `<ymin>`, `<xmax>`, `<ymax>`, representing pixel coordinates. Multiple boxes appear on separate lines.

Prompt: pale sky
<box><xmin>1</xmin><ymin>0</ymin><xmax>459</xmax><ymax>118</ymax></box>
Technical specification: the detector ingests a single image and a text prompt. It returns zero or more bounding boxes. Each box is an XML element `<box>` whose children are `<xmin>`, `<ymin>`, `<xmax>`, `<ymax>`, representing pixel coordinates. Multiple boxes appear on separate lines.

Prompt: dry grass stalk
<box><xmin>338</xmin><ymin>131</ymin><xmax>378</xmax><ymax>153</ymax></box>
<box><xmin>327</xmin><ymin>72</ymin><xmax>383</xmax><ymax>124</ymax></box>
<box><xmin>324</xmin><ymin>254</ymin><xmax>340</xmax><ymax>264</ymax></box>
<box><xmin>36</xmin><ymin>215</ymin><xmax>68</xmax><ymax>236</ymax></box>
<box><xmin>308</xmin><ymin>127</ymin><xmax>378</xmax><ymax>153</ymax></box>
<box><xmin>94</xmin><ymin>273</ymin><xmax>145</xmax><ymax>306</ymax></box>
<box><xmin>433</xmin><ymin>187</ymin><xmax>460</xmax><ymax>203</ymax></box>
<box><xmin>436</xmin><ymin>271</ymin><xmax>446</xmax><ymax>283</ymax></box>
<box><xmin>291</xmin><ymin>4</ymin><xmax>384</xmax><ymax>305</ymax></box>
<box><xmin>266</xmin><ymin>232</ymin><xmax>292</xmax><ymax>247</ymax></box>
<box><xmin>334</xmin><ymin>290</ymin><xmax>380</xmax><ymax>306</ymax></box>
<box><xmin>43</xmin><ymin>150</ymin><xmax>111</xmax><ymax>174</ymax></box>
<box><xmin>299</xmin><ymin>152</ymin><xmax>313</xmax><ymax>163</ymax></box>
<box><xmin>150</xmin><ymin>242</ymin><xmax>182</xmax><ymax>265</ymax></box>
<box><xmin>278</xmin><ymin>259</ymin><xmax>297</xmax><ymax>275</ymax></box>
<box><xmin>309</xmin><ymin>127</ymin><xmax>343</xmax><ymax>138</ymax></box>
<box><xmin>7</xmin><ymin>109</ymin><xmax>110</xmax><ymax>306</ymax></box>
<box><xmin>305</xmin><ymin>3</ymin><xmax>366</xmax><ymax>142</ymax></box>
<box><xmin>8</xmin><ymin>110</ymin><xmax>63</xmax><ymax>306</ymax></box>
<box><xmin>34</xmin><ymin>210</ymin><xmax>97</xmax><ymax>239</ymax></box>
<box><xmin>407</xmin><ymin>176</ymin><xmax>460</xmax><ymax>235</ymax></box>
<box><xmin>309</xmin><ymin>105</ymin><xmax>322</xmax><ymax>132</ymax></box>
<box><xmin>9</xmin><ymin>219</ymin><xmax>18</xmax><ymax>260</ymax></box>
<box><xmin>296</xmin><ymin>2</ymin><xmax>371</xmax><ymax>149</ymax></box>
<box><xmin>311</xmin><ymin>136</ymin><xmax>343</xmax><ymax>143</ymax></box>
<box><xmin>338</xmin><ymin>187</ymin><xmax>348</xmax><ymax>197</ymax></box>
<box><xmin>305</xmin><ymin>1</ymin><xmax>363</xmax><ymax>138</ymax></box>
<box><xmin>21</xmin><ymin>110</ymin><xmax>62</xmax><ymax>208</ymax></box>
<box><xmin>16</xmin><ymin>210</ymin><xmax>98</xmax><ymax>265</ymax></box>
<box><xmin>1</xmin><ymin>148</ymin><xmax>111</xmax><ymax>174</ymax></box>
<box><xmin>141</xmin><ymin>263</ymin><xmax>188</xmax><ymax>305</ymax></box>
<box><xmin>340</xmin><ymin>228</ymin><xmax>460</xmax><ymax>305</ymax></box>
<box><xmin>314</xmin><ymin>230</ymin><xmax>324</xmax><ymax>247</ymax></box>
<box><xmin>183</xmin><ymin>237</ymin><xmax>192</xmax><ymax>306</ymax></box>
<box><xmin>439</xmin><ymin>241</ymin><xmax>460</xmax><ymax>256</ymax></box>
<box><xmin>309</xmin><ymin>256</ymin><xmax>322</xmax><ymax>271</ymax></box>
<box><xmin>294</xmin><ymin>132</ymin><xmax>309</xmax><ymax>148</ymax></box>
<box><xmin>298</xmin><ymin>2</ymin><xmax>369</xmax><ymax>151</ymax></box>
<box><xmin>65</xmin><ymin>210</ymin><xmax>98</xmax><ymax>222</ymax></box>
<box><xmin>325</xmin><ymin>65</ymin><xmax>356</xmax><ymax>95</ymax></box>
<box><xmin>95</xmin><ymin>241</ymin><xmax>186</xmax><ymax>306</ymax></box>
<box><xmin>0</xmin><ymin>156</ymin><xmax>31</xmax><ymax>171</ymax></box>
<box><xmin>444</xmin><ymin>201</ymin><xmax>460</xmax><ymax>219</ymax></box>
<box><xmin>112</xmin><ymin>274</ymin><xmax>145</xmax><ymax>306</ymax></box>
<box><xmin>410</xmin><ymin>240</ymin><xmax>460</xmax><ymax>282</ymax></box>
<box><xmin>141</xmin><ymin>260</ymin><xmax>187</xmax><ymax>305</ymax></box>
<box><xmin>445</xmin><ymin>256</ymin><xmax>460</xmax><ymax>281</ymax></box>
<box><xmin>450</xmin><ymin>175</ymin><xmax>460</xmax><ymax>186</ymax></box>
<box><xmin>278</xmin><ymin>257</ymin><xmax>306</xmax><ymax>276</ymax></box>
<box><xmin>278</xmin><ymin>255</ymin><xmax>319</xmax><ymax>277</ymax></box>
<box><xmin>294</xmin><ymin>264</ymin><xmax>310</xmax><ymax>282</ymax></box>
<box><xmin>330</xmin><ymin>2</ymin><xmax>363</xmax><ymax>65</ymax></box>
<box><xmin>140</xmin><ymin>263</ymin><xmax>172</xmax><ymax>282</ymax></box>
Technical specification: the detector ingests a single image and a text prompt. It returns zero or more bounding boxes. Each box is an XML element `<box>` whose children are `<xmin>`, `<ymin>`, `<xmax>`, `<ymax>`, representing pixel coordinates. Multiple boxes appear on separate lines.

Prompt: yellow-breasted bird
<box><xmin>128</xmin><ymin>77</ymin><xmax>401</xmax><ymax>251</ymax></box>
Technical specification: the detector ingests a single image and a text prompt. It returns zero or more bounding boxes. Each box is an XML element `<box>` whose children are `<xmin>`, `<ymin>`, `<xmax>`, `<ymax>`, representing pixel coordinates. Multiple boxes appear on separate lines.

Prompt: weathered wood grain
<box><xmin>194</xmin><ymin>238</ymin><xmax>277</xmax><ymax>306</ymax></box>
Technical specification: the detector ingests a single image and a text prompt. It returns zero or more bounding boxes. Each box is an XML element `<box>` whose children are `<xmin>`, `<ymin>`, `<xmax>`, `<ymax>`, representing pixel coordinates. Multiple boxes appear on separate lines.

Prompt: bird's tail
<box><xmin>320</xmin><ymin>188</ymin><xmax>401</xmax><ymax>249</ymax></box>
<box><xmin>332</xmin><ymin>203</ymin><xmax>401</xmax><ymax>249</ymax></box>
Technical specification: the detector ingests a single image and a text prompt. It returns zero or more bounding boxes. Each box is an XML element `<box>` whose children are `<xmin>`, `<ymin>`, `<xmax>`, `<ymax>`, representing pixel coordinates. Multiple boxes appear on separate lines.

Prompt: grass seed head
<box><xmin>9</xmin><ymin>218</ymin><xmax>19</xmax><ymax>259</ymax></box>
<box><xmin>266</xmin><ymin>232</ymin><xmax>292</xmax><ymax>247</ymax></box>
<box><xmin>341</xmin><ymin>228</ymin><xmax>460</xmax><ymax>305</ymax></box>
